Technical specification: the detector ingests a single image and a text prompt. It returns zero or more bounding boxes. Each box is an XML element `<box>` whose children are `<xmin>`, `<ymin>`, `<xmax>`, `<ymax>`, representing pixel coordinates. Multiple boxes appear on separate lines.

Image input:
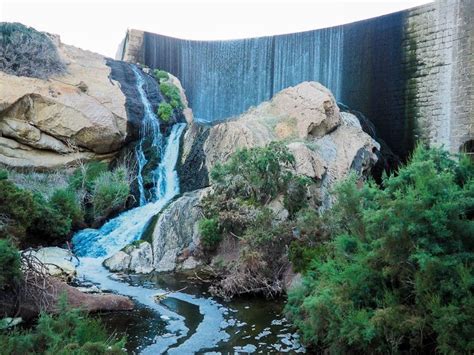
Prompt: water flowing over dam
<box><xmin>119</xmin><ymin>0</ymin><xmax>473</xmax><ymax>159</ymax></box>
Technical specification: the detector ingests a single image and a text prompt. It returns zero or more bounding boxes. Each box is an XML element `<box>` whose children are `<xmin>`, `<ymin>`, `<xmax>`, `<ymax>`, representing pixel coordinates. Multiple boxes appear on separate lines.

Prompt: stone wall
<box><xmin>118</xmin><ymin>0</ymin><xmax>473</xmax><ymax>158</ymax></box>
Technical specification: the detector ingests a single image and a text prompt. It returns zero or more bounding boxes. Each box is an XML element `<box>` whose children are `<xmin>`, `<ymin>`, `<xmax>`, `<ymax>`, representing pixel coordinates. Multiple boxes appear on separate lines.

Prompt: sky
<box><xmin>1</xmin><ymin>0</ymin><xmax>433</xmax><ymax>58</ymax></box>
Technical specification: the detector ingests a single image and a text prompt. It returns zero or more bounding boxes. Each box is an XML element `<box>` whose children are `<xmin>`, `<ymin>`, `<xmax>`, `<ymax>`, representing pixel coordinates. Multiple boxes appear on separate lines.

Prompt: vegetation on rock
<box><xmin>157</xmin><ymin>102</ymin><xmax>173</xmax><ymax>122</ymax></box>
<box><xmin>0</xmin><ymin>161</ymin><xmax>131</xmax><ymax>247</ymax></box>
<box><xmin>285</xmin><ymin>147</ymin><xmax>474</xmax><ymax>353</ymax></box>
<box><xmin>153</xmin><ymin>69</ymin><xmax>169</xmax><ymax>82</ymax></box>
<box><xmin>0</xmin><ymin>22</ymin><xmax>66</xmax><ymax>79</ymax></box>
<box><xmin>0</xmin><ymin>239</ymin><xmax>21</xmax><ymax>290</ymax></box>
<box><xmin>200</xmin><ymin>142</ymin><xmax>310</xmax><ymax>298</ymax></box>
<box><xmin>159</xmin><ymin>82</ymin><xmax>183</xmax><ymax>110</ymax></box>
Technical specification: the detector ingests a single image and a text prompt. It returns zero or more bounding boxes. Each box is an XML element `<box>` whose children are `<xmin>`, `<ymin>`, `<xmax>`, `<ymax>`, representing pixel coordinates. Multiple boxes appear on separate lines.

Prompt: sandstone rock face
<box><xmin>0</xmin><ymin>38</ymin><xmax>128</xmax><ymax>168</ymax></box>
<box><xmin>152</xmin><ymin>190</ymin><xmax>207</xmax><ymax>272</ymax></box>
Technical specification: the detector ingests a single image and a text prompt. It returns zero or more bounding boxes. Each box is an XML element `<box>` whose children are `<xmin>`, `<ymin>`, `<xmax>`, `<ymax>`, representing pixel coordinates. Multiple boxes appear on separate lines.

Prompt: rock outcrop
<box><xmin>103</xmin><ymin>241</ymin><xmax>154</xmax><ymax>274</ymax></box>
<box><xmin>182</xmin><ymin>81</ymin><xmax>379</xmax><ymax>195</ymax></box>
<box><xmin>0</xmin><ymin>30</ymin><xmax>129</xmax><ymax>168</ymax></box>
<box><xmin>151</xmin><ymin>190</ymin><xmax>206</xmax><ymax>272</ymax></box>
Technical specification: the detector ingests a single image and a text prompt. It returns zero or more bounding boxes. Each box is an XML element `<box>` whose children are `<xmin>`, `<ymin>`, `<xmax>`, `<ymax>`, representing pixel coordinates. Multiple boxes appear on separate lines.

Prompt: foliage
<box><xmin>0</xmin><ymin>22</ymin><xmax>66</xmax><ymax>79</ymax></box>
<box><xmin>153</xmin><ymin>69</ymin><xmax>169</xmax><ymax>82</ymax></box>
<box><xmin>0</xmin><ymin>160</ymin><xmax>131</xmax><ymax>247</ymax></box>
<box><xmin>31</xmin><ymin>194</ymin><xmax>73</xmax><ymax>242</ymax></box>
<box><xmin>159</xmin><ymin>82</ymin><xmax>183</xmax><ymax>110</ymax></box>
<box><xmin>0</xmin><ymin>239</ymin><xmax>21</xmax><ymax>290</ymax></box>
<box><xmin>69</xmin><ymin>161</ymin><xmax>108</xmax><ymax>192</ymax></box>
<box><xmin>199</xmin><ymin>142</ymin><xmax>314</xmax><ymax>298</ymax></box>
<box><xmin>285</xmin><ymin>146</ymin><xmax>474</xmax><ymax>353</ymax></box>
<box><xmin>0</xmin><ymin>169</ymin><xmax>8</xmax><ymax>180</ymax></box>
<box><xmin>198</xmin><ymin>218</ymin><xmax>222</xmax><ymax>250</ymax></box>
<box><xmin>157</xmin><ymin>102</ymin><xmax>173</xmax><ymax>122</ymax></box>
<box><xmin>50</xmin><ymin>188</ymin><xmax>84</xmax><ymax>228</ymax></box>
<box><xmin>0</xmin><ymin>297</ymin><xmax>126</xmax><ymax>354</ymax></box>
<box><xmin>90</xmin><ymin>167</ymin><xmax>130</xmax><ymax>221</ymax></box>
<box><xmin>0</xmin><ymin>178</ymin><xmax>37</xmax><ymax>241</ymax></box>
<box><xmin>68</xmin><ymin>162</ymin><xmax>131</xmax><ymax>224</ymax></box>
<box><xmin>284</xmin><ymin>176</ymin><xmax>311</xmax><ymax>218</ymax></box>
<box><xmin>210</xmin><ymin>142</ymin><xmax>296</xmax><ymax>204</ymax></box>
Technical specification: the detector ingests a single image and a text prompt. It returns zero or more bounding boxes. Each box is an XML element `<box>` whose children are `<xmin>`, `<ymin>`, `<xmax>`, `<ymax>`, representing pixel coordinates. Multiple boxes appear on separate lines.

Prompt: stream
<box><xmin>72</xmin><ymin>66</ymin><xmax>304</xmax><ymax>353</ymax></box>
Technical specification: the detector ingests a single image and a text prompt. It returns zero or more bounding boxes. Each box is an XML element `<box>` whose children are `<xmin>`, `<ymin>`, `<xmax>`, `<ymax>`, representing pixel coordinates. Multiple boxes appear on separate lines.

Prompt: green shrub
<box><xmin>285</xmin><ymin>146</ymin><xmax>474</xmax><ymax>353</ymax></box>
<box><xmin>31</xmin><ymin>194</ymin><xmax>72</xmax><ymax>242</ymax></box>
<box><xmin>159</xmin><ymin>82</ymin><xmax>183</xmax><ymax>109</ymax></box>
<box><xmin>0</xmin><ymin>179</ymin><xmax>37</xmax><ymax>240</ymax></box>
<box><xmin>210</xmin><ymin>142</ymin><xmax>295</xmax><ymax>203</ymax></box>
<box><xmin>0</xmin><ymin>239</ymin><xmax>21</xmax><ymax>289</ymax></box>
<box><xmin>283</xmin><ymin>176</ymin><xmax>310</xmax><ymax>218</ymax></box>
<box><xmin>198</xmin><ymin>218</ymin><xmax>221</xmax><ymax>249</ymax></box>
<box><xmin>90</xmin><ymin>167</ymin><xmax>130</xmax><ymax>220</ymax></box>
<box><xmin>0</xmin><ymin>297</ymin><xmax>126</xmax><ymax>353</ymax></box>
<box><xmin>50</xmin><ymin>188</ymin><xmax>84</xmax><ymax>228</ymax></box>
<box><xmin>0</xmin><ymin>178</ymin><xmax>74</xmax><ymax>245</ymax></box>
<box><xmin>153</xmin><ymin>69</ymin><xmax>169</xmax><ymax>82</ymax></box>
<box><xmin>0</xmin><ymin>169</ymin><xmax>8</xmax><ymax>180</ymax></box>
<box><xmin>69</xmin><ymin>161</ymin><xmax>108</xmax><ymax>191</ymax></box>
<box><xmin>157</xmin><ymin>102</ymin><xmax>173</xmax><ymax>122</ymax></box>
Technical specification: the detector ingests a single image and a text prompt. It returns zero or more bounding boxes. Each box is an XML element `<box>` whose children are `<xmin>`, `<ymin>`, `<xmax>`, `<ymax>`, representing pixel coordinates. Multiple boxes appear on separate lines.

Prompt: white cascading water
<box><xmin>72</xmin><ymin>66</ymin><xmax>228</xmax><ymax>353</ymax></box>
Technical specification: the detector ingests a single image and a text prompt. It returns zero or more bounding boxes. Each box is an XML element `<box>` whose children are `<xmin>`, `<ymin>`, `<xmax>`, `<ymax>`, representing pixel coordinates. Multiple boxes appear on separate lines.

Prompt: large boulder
<box><xmin>181</xmin><ymin>81</ymin><xmax>379</xmax><ymax>206</ymax></box>
<box><xmin>0</xmin><ymin>30</ymin><xmax>128</xmax><ymax>168</ymax></box>
<box><xmin>152</xmin><ymin>190</ymin><xmax>206</xmax><ymax>272</ymax></box>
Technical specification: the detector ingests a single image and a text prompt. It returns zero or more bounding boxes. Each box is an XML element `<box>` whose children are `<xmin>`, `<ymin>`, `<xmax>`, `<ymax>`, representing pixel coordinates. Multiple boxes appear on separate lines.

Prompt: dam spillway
<box><xmin>118</xmin><ymin>0</ymin><xmax>473</xmax><ymax>159</ymax></box>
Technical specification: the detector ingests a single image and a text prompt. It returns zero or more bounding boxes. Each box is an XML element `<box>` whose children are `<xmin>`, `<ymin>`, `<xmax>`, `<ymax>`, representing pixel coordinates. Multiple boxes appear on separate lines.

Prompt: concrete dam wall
<box><xmin>118</xmin><ymin>0</ymin><xmax>473</xmax><ymax>158</ymax></box>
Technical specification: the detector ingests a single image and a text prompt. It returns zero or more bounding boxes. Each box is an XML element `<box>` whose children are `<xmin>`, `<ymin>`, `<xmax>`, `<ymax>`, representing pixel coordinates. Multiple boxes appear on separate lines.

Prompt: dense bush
<box><xmin>159</xmin><ymin>82</ymin><xmax>183</xmax><ymax>110</ymax></box>
<box><xmin>0</xmin><ymin>22</ymin><xmax>66</xmax><ymax>79</ymax></box>
<box><xmin>210</xmin><ymin>142</ymin><xmax>297</xmax><ymax>204</ymax></box>
<box><xmin>0</xmin><ymin>177</ymin><xmax>73</xmax><ymax>246</ymax></box>
<box><xmin>285</xmin><ymin>147</ymin><xmax>474</xmax><ymax>353</ymax></box>
<box><xmin>200</xmin><ymin>143</ymin><xmax>310</xmax><ymax>298</ymax></box>
<box><xmin>0</xmin><ymin>239</ymin><xmax>21</xmax><ymax>290</ymax></box>
<box><xmin>69</xmin><ymin>161</ymin><xmax>108</xmax><ymax>192</ymax></box>
<box><xmin>157</xmin><ymin>102</ymin><xmax>173</xmax><ymax>122</ymax></box>
<box><xmin>0</xmin><ymin>298</ymin><xmax>126</xmax><ymax>354</ymax></box>
<box><xmin>68</xmin><ymin>162</ymin><xmax>131</xmax><ymax>223</ymax></box>
<box><xmin>0</xmin><ymin>161</ymin><xmax>130</xmax><ymax>247</ymax></box>
<box><xmin>198</xmin><ymin>218</ymin><xmax>222</xmax><ymax>250</ymax></box>
<box><xmin>90</xmin><ymin>167</ymin><xmax>130</xmax><ymax>220</ymax></box>
<box><xmin>153</xmin><ymin>69</ymin><xmax>169</xmax><ymax>82</ymax></box>
<box><xmin>50</xmin><ymin>188</ymin><xmax>84</xmax><ymax>229</ymax></box>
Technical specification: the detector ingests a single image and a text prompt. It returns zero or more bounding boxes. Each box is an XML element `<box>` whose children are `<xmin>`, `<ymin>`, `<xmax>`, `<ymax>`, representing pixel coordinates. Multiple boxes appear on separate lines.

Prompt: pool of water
<box><xmin>94</xmin><ymin>272</ymin><xmax>305</xmax><ymax>354</ymax></box>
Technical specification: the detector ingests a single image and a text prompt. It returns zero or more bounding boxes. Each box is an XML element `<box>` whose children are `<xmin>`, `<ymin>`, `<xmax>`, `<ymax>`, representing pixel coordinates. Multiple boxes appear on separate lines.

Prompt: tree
<box><xmin>285</xmin><ymin>147</ymin><xmax>474</xmax><ymax>353</ymax></box>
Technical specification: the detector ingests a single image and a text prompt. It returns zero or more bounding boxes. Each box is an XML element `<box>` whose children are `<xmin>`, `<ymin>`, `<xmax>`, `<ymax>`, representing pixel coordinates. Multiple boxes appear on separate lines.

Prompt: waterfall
<box><xmin>143</xmin><ymin>27</ymin><xmax>344</xmax><ymax>122</ymax></box>
<box><xmin>70</xmin><ymin>66</ymin><xmax>225</xmax><ymax>352</ymax></box>
<box><xmin>132</xmin><ymin>65</ymin><xmax>163</xmax><ymax>205</ymax></box>
<box><xmin>73</xmin><ymin>66</ymin><xmax>185</xmax><ymax>259</ymax></box>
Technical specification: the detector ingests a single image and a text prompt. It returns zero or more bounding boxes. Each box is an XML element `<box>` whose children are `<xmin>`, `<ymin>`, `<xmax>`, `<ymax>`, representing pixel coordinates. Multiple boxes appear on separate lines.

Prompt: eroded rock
<box><xmin>0</xmin><ymin>34</ymin><xmax>129</xmax><ymax>168</ymax></box>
